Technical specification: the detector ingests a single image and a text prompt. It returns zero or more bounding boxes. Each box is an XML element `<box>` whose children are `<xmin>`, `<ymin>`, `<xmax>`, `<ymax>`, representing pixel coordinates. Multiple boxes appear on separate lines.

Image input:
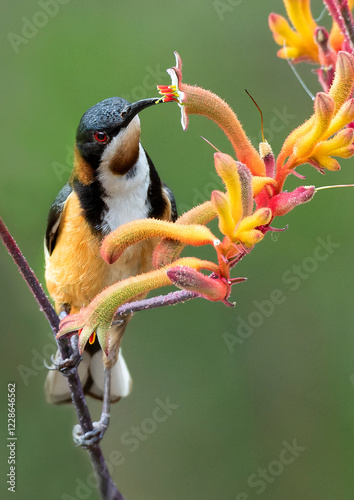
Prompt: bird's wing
<box><xmin>45</xmin><ymin>183</ymin><xmax>73</xmax><ymax>256</ymax></box>
<box><xmin>162</xmin><ymin>183</ymin><xmax>178</xmax><ymax>222</ymax></box>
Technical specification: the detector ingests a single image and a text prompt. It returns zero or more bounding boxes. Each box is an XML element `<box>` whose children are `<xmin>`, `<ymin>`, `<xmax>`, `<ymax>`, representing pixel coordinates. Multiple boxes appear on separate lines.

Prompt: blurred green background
<box><xmin>1</xmin><ymin>0</ymin><xmax>354</xmax><ymax>499</ymax></box>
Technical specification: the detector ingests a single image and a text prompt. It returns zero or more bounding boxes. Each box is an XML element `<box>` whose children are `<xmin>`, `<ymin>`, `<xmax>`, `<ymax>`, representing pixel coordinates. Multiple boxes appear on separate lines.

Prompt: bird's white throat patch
<box><xmin>98</xmin><ymin>143</ymin><xmax>150</xmax><ymax>232</ymax></box>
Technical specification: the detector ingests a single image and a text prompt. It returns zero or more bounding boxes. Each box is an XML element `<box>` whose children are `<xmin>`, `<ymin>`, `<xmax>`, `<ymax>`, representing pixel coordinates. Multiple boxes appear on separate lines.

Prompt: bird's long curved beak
<box><xmin>120</xmin><ymin>97</ymin><xmax>162</xmax><ymax>127</ymax></box>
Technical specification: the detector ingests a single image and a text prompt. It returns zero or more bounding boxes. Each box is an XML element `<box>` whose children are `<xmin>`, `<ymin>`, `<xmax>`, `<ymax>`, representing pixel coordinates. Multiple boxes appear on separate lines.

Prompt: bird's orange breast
<box><xmin>45</xmin><ymin>191</ymin><xmax>156</xmax><ymax>314</ymax></box>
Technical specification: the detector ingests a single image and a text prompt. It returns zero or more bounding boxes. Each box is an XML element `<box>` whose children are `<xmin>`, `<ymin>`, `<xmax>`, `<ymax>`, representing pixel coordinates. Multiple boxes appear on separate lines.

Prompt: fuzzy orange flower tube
<box><xmin>276</xmin><ymin>51</ymin><xmax>354</xmax><ymax>186</ymax></box>
<box><xmin>157</xmin><ymin>52</ymin><xmax>266</xmax><ymax>177</ymax></box>
<box><xmin>58</xmin><ymin>257</ymin><xmax>221</xmax><ymax>356</ymax></box>
<box><xmin>101</xmin><ymin>218</ymin><xmax>219</xmax><ymax>265</ymax></box>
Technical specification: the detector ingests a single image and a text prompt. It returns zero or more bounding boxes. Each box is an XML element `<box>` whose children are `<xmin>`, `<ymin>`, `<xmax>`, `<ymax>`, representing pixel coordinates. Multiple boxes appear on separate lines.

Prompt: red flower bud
<box><xmin>167</xmin><ymin>266</ymin><xmax>230</xmax><ymax>302</ymax></box>
<box><xmin>268</xmin><ymin>186</ymin><xmax>315</xmax><ymax>217</ymax></box>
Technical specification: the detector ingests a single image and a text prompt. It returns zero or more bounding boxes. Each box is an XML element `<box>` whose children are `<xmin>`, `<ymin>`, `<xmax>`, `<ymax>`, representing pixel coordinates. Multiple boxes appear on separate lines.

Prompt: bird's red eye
<box><xmin>94</xmin><ymin>131</ymin><xmax>108</xmax><ymax>142</ymax></box>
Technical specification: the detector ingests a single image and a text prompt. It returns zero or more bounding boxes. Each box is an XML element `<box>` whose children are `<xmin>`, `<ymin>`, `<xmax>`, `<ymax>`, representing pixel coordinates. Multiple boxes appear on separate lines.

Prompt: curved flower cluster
<box><xmin>158</xmin><ymin>51</ymin><xmax>354</xmax><ymax>186</ymax></box>
<box><xmin>269</xmin><ymin>0</ymin><xmax>354</xmax><ymax>62</ymax></box>
<box><xmin>58</xmin><ymin>149</ymin><xmax>269</xmax><ymax>354</ymax></box>
<box><xmin>269</xmin><ymin>0</ymin><xmax>320</xmax><ymax>62</ymax></box>
<box><xmin>58</xmin><ymin>47</ymin><xmax>354</xmax><ymax>358</ymax></box>
<box><xmin>269</xmin><ymin>0</ymin><xmax>354</xmax><ymax>90</ymax></box>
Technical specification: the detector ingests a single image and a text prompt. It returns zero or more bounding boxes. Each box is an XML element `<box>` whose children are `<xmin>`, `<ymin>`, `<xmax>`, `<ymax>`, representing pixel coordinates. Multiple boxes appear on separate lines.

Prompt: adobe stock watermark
<box><xmin>17</xmin><ymin>331</ymin><xmax>56</xmax><ymax>386</ymax></box>
<box><xmin>213</xmin><ymin>0</ymin><xmax>243</xmax><ymax>22</ymax></box>
<box><xmin>8</xmin><ymin>0</ymin><xmax>73</xmax><ymax>54</ymax></box>
<box><xmin>60</xmin><ymin>396</ymin><xmax>179</xmax><ymax>500</ymax></box>
<box><xmin>223</xmin><ymin>235</ymin><xmax>340</xmax><ymax>352</ymax></box>
<box><xmin>178</xmin><ymin>169</ymin><xmax>224</xmax><ymax>214</ymax></box>
<box><xmin>121</xmin><ymin>65</ymin><xmax>167</xmax><ymax>103</ymax></box>
<box><xmin>235</xmin><ymin>438</ymin><xmax>306</xmax><ymax>499</ymax></box>
<box><xmin>52</xmin><ymin>144</ymin><xmax>73</xmax><ymax>183</ymax></box>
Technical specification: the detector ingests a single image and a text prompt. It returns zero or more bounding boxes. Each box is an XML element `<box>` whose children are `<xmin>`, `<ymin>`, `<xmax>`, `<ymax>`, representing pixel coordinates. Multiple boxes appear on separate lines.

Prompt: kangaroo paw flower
<box><xmin>269</xmin><ymin>1</ymin><xmax>319</xmax><ymax>63</ymax></box>
<box><xmin>167</xmin><ymin>266</ymin><xmax>245</xmax><ymax>303</ymax></box>
<box><xmin>101</xmin><ymin>218</ymin><xmax>218</xmax><ymax>264</ymax></box>
<box><xmin>268</xmin><ymin>186</ymin><xmax>315</xmax><ymax>217</ymax></box>
<box><xmin>153</xmin><ymin>201</ymin><xmax>217</xmax><ymax>269</ymax></box>
<box><xmin>158</xmin><ymin>52</ymin><xmax>266</xmax><ymax>176</ymax></box>
<box><xmin>57</xmin><ymin>258</ymin><xmax>221</xmax><ymax>356</ymax></box>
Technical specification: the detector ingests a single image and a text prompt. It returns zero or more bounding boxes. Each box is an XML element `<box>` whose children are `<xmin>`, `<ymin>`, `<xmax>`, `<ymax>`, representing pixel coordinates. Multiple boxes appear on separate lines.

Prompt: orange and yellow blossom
<box><xmin>269</xmin><ymin>0</ymin><xmax>319</xmax><ymax>62</ymax></box>
<box><xmin>158</xmin><ymin>51</ymin><xmax>354</xmax><ymax>209</ymax></box>
<box><xmin>57</xmin><ymin>145</ymin><xmax>271</xmax><ymax>355</ymax></box>
<box><xmin>269</xmin><ymin>0</ymin><xmax>354</xmax><ymax>64</ymax></box>
<box><xmin>58</xmin><ymin>47</ymin><xmax>354</xmax><ymax>357</ymax></box>
<box><xmin>275</xmin><ymin>51</ymin><xmax>354</xmax><ymax>188</ymax></box>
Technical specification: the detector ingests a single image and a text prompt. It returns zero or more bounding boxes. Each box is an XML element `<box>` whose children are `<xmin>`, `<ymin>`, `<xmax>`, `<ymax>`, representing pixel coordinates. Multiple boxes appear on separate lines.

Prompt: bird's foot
<box><xmin>72</xmin><ymin>413</ymin><xmax>110</xmax><ymax>448</ymax></box>
<box><xmin>44</xmin><ymin>346</ymin><xmax>82</xmax><ymax>376</ymax></box>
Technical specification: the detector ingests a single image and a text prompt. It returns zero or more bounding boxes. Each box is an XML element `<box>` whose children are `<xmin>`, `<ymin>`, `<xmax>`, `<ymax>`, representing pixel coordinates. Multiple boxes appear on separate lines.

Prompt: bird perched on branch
<box><xmin>44</xmin><ymin>97</ymin><xmax>176</xmax><ymax>423</ymax></box>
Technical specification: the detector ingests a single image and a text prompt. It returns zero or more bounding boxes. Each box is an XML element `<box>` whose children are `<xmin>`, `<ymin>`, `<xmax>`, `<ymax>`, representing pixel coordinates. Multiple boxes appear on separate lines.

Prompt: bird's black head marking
<box><xmin>75</xmin><ymin>97</ymin><xmax>160</xmax><ymax>170</ymax></box>
<box><xmin>76</xmin><ymin>97</ymin><xmax>130</xmax><ymax>168</ymax></box>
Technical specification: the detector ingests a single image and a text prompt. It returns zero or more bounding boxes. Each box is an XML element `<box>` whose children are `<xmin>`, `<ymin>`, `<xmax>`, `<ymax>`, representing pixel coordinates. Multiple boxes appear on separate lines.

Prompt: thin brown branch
<box><xmin>0</xmin><ymin>217</ymin><xmax>59</xmax><ymax>333</ymax></box>
<box><xmin>0</xmin><ymin>216</ymin><xmax>125</xmax><ymax>500</ymax></box>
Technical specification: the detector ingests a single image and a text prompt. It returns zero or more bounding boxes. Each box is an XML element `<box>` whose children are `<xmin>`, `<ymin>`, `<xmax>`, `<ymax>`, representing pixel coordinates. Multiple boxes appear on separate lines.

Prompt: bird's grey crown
<box><xmin>76</xmin><ymin>97</ymin><xmax>131</xmax><ymax>142</ymax></box>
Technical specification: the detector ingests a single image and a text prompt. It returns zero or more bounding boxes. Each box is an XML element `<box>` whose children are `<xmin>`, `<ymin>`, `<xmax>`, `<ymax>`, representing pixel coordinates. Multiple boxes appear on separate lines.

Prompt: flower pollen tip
<box><xmin>222</xmin><ymin>299</ymin><xmax>236</xmax><ymax>307</ymax></box>
<box><xmin>89</xmin><ymin>332</ymin><xmax>96</xmax><ymax>345</ymax></box>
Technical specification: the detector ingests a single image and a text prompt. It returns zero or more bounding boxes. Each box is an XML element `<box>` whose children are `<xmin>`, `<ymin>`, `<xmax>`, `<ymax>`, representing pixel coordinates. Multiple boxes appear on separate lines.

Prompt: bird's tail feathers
<box><xmin>44</xmin><ymin>348</ymin><xmax>132</xmax><ymax>404</ymax></box>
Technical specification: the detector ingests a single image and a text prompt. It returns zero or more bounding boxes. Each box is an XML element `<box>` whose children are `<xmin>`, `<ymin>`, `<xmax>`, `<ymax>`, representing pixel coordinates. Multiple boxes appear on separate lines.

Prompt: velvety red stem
<box><xmin>323</xmin><ymin>0</ymin><xmax>354</xmax><ymax>54</ymax></box>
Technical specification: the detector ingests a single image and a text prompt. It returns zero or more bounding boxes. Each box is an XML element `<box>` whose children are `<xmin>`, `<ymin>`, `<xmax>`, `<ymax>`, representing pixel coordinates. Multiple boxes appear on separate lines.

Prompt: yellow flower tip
<box><xmin>214</xmin><ymin>152</ymin><xmax>241</xmax><ymax>192</ymax></box>
<box><xmin>237</xmin><ymin>229</ymin><xmax>265</xmax><ymax>247</ymax></box>
<box><xmin>326</xmin><ymin>99</ymin><xmax>354</xmax><ymax>137</ymax></box>
<box><xmin>288</xmin><ymin>93</ymin><xmax>335</xmax><ymax>166</ymax></box>
<box><xmin>252</xmin><ymin>177</ymin><xmax>277</xmax><ymax>197</ymax></box>
<box><xmin>213</xmin><ymin>152</ymin><xmax>247</xmax><ymax>223</ymax></box>
<box><xmin>255</xmin><ymin>207</ymin><xmax>272</xmax><ymax>226</ymax></box>
<box><xmin>336</xmin><ymin>51</ymin><xmax>354</xmax><ymax>79</ymax></box>
<box><xmin>259</xmin><ymin>141</ymin><xmax>273</xmax><ymax>159</ymax></box>
<box><xmin>329</xmin><ymin>51</ymin><xmax>354</xmax><ymax>110</ymax></box>
<box><xmin>277</xmin><ymin>46</ymin><xmax>302</xmax><ymax>60</ymax></box>
<box><xmin>211</xmin><ymin>190</ymin><xmax>235</xmax><ymax>238</ymax></box>
<box><xmin>269</xmin><ymin>3</ymin><xmax>319</xmax><ymax>63</ymax></box>
<box><xmin>268</xmin><ymin>12</ymin><xmax>287</xmax><ymax>33</ymax></box>
<box><xmin>79</xmin><ymin>326</ymin><xmax>99</xmax><ymax>356</ymax></box>
<box><xmin>310</xmin><ymin>128</ymin><xmax>354</xmax><ymax>170</ymax></box>
<box><xmin>177</xmin><ymin>200</ymin><xmax>217</xmax><ymax>226</ymax></box>
<box><xmin>237</xmin><ymin>207</ymin><xmax>272</xmax><ymax>234</ymax></box>
<box><xmin>152</xmin><ymin>202</ymin><xmax>218</xmax><ymax>269</ymax></box>
<box><xmin>268</xmin><ymin>13</ymin><xmax>294</xmax><ymax>48</ymax></box>
<box><xmin>214</xmin><ymin>152</ymin><xmax>238</xmax><ymax>178</ymax></box>
<box><xmin>315</xmin><ymin>92</ymin><xmax>336</xmax><ymax>118</ymax></box>
<box><xmin>232</xmin><ymin>208</ymin><xmax>272</xmax><ymax>247</ymax></box>
<box><xmin>310</xmin><ymin>157</ymin><xmax>341</xmax><ymax>171</ymax></box>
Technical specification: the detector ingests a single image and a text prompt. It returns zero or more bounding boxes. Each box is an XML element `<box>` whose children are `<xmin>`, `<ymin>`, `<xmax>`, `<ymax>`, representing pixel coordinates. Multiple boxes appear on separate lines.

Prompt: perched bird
<box><xmin>44</xmin><ymin>96</ymin><xmax>177</xmax><ymax>406</ymax></box>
